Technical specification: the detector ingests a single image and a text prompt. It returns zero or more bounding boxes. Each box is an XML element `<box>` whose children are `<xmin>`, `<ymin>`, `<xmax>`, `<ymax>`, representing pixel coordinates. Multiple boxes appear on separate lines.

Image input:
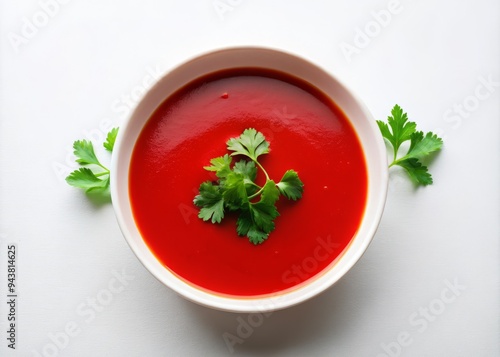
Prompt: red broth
<box><xmin>129</xmin><ymin>69</ymin><xmax>367</xmax><ymax>297</ymax></box>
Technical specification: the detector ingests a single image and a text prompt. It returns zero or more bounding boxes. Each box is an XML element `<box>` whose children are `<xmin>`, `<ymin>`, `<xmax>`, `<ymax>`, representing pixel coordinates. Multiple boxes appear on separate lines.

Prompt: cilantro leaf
<box><xmin>246</xmin><ymin>227</ymin><xmax>269</xmax><ymax>245</ymax></box>
<box><xmin>377</xmin><ymin>104</ymin><xmax>417</xmax><ymax>160</ymax></box>
<box><xmin>378</xmin><ymin>105</ymin><xmax>443</xmax><ymax>186</ymax></box>
<box><xmin>195</xmin><ymin>128</ymin><xmax>304</xmax><ymax>244</ymax></box>
<box><xmin>226</xmin><ymin>128</ymin><xmax>270</xmax><ymax>161</ymax></box>
<box><xmin>194</xmin><ymin>181</ymin><xmax>225</xmax><ymax>223</ymax></box>
<box><xmin>66</xmin><ymin>168</ymin><xmax>109</xmax><ymax>192</ymax></box>
<box><xmin>237</xmin><ymin>182</ymin><xmax>280</xmax><ymax>244</ymax></box>
<box><xmin>199</xmin><ymin>202</ymin><xmax>225</xmax><ymax>224</ymax></box>
<box><xmin>250</xmin><ymin>180</ymin><xmax>280</xmax><ymax>233</ymax></box>
<box><xmin>204</xmin><ymin>154</ymin><xmax>232</xmax><ymax>178</ymax></box>
<box><xmin>73</xmin><ymin>140</ymin><xmax>102</xmax><ymax>167</ymax></box>
<box><xmin>277</xmin><ymin>170</ymin><xmax>304</xmax><ymax>200</ymax></box>
<box><xmin>233</xmin><ymin>159</ymin><xmax>259</xmax><ymax>196</ymax></box>
<box><xmin>236</xmin><ymin>210</ymin><xmax>270</xmax><ymax>245</ymax></box>
<box><xmin>236</xmin><ymin>210</ymin><xmax>253</xmax><ymax>237</ymax></box>
<box><xmin>396</xmin><ymin>158</ymin><xmax>433</xmax><ymax>186</ymax></box>
<box><xmin>257</xmin><ymin>179</ymin><xmax>280</xmax><ymax>206</ymax></box>
<box><xmin>222</xmin><ymin>172</ymin><xmax>248</xmax><ymax>208</ymax></box>
<box><xmin>66</xmin><ymin>128</ymin><xmax>118</xmax><ymax>197</ymax></box>
<box><xmin>103</xmin><ymin>127</ymin><xmax>119</xmax><ymax>152</ymax></box>
<box><xmin>233</xmin><ymin>159</ymin><xmax>257</xmax><ymax>182</ymax></box>
<box><xmin>400</xmin><ymin>131</ymin><xmax>443</xmax><ymax>161</ymax></box>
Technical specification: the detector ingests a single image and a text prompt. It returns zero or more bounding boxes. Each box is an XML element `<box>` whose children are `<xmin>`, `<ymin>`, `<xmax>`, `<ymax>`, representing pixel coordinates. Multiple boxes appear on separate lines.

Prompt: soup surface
<box><xmin>129</xmin><ymin>69</ymin><xmax>367</xmax><ymax>296</ymax></box>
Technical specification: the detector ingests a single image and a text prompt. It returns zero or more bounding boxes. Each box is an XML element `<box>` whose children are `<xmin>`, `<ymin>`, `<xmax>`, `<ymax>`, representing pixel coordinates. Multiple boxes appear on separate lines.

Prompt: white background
<box><xmin>1</xmin><ymin>0</ymin><xmax>499</xmax><ymax>356</ymax></box>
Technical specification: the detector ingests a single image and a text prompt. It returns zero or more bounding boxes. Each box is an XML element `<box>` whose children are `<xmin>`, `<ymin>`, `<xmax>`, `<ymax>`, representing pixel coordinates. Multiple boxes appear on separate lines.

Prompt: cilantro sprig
<box><xmin>194</xmin><ymin>128</ymin><xmax>304</xmax><ymax>244</ymax></box>
<box><xmin>66</xmin><ymin>127</ymin><xmax>119</xmax><ymax>193</ymax></box>
<box><xmin>377</xmin><ymin>105</ymin><xmax>443</xmax><ymax>185</ymax></box>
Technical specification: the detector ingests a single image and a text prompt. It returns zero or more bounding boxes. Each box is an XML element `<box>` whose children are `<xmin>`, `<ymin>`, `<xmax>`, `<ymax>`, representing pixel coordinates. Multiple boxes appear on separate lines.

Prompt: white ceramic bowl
<box><xmin>111</xmin><ymin>46</ymin><xmax>388</xmax><ymax>313</ymax></box>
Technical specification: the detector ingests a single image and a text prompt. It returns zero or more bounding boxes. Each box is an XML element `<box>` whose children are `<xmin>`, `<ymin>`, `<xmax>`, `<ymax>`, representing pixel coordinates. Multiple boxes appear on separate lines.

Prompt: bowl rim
<box><xmin>110</xmin><ymin>45</ymin><xmax>388</xmax><ymax>313</ymax></box>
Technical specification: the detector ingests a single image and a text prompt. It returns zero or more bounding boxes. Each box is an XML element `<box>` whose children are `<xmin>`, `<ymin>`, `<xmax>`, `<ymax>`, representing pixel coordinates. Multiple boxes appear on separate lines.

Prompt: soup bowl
<box><xmin>111</xmin><ymin>46</ymin><xmax>388</xmax><ymax>312</ymax></box>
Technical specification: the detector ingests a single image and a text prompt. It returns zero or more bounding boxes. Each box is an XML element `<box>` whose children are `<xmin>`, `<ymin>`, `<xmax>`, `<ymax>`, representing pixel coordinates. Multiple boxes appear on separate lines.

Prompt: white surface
<box><xmin>0</xmin><ymin>0</ymin><xmax>498</xmax><ymax>356</ymax></box>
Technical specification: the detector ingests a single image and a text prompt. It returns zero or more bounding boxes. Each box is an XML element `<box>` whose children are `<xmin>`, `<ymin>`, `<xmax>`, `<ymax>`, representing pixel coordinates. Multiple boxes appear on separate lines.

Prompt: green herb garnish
<box><xmin>377</xmin><ymin>105</ymin><xmax>443</xmax><ymax>185</ymax></box>
<box><xmin>65</xmin><ymin>127</ymin><xmax>119</xmax><ymax>193</ymax></box>
<box><xmin>194</xmin><ymin>128</ymin><xmax>304</xmax><ymax>244</ymax></box>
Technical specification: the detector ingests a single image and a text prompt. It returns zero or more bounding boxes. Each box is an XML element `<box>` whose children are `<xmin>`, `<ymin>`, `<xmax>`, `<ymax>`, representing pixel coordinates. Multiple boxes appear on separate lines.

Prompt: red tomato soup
<box><xmin>129</xmin><ymin>69</ymin><xmax>367</xmax><ymax>297</ymax></box>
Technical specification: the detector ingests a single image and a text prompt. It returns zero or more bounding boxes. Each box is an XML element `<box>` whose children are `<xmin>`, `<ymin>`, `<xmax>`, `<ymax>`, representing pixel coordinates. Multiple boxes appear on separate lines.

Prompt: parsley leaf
<box><xmin>396</xmin><ymin>158</ymin><xmax>433</xmax><ymax>185</ymax></box>
<box><xmin>277</xmin><ymin>170</ymin><xmax>304</xmax><ymax>200</ymax></box>
<box><xmin>103</xmin><ymin>127</ymin><xmax>119</xmax><ymax>152</ymax></box>
<box><xmin>227</xmin><ymin>128</ymin><xmax>270</xmax><ymax>161</ymax></box>
<box><xmin>204</xmin><ymin>154</ymin><xmax>232</xmax><ymax>178</ymax></box>
<box><xmin>65</xmin><ymin>127</ymin><xmax>119</xmax><ymax>194</ymax></box>
<box><xmin>194</xmin><ymin>182</ymin><xmax>225</xmax><ymax>223</ymax></box>
<box><xmin>222</xmin><ymin>172</ymin><xmax>248</xmax><ymax>207</ymax></box>
<box><xmin>399</xmin><ymin>131</ymin><xmax>443</xmax><ymax>161</ymax></box>
<box><xmin>232</xmin><ymin>159</ymin><xmax>257</xmax><ymax>182</ymax></box>
<box><xmin>73</xmin><ymin>140</ymin><xmax>102</xmax><ymax>167</ymax></box>
<box><xmin>194</xmin><ymin>128</ymin><xmax>304</xmax><ymax>244</ymax></box>
<box><xmin>248</xmin><ymin>181</ymin><xmax>280</xmax><ymax>236</ymax></box>
<box><xmin>237</xmin><ymin>181</ymin><xmax>280</xmax><ymax>244</ymax></box>
<box><xmin>377</xmin><ymin>105</ymin><xmax>443</xmax><ymax>186</ymax></box>
<box><xmin>233</xmin><ymin>160</ymin><xmax>258</xmax><ymax>196</ymax></box>
<box><xmin>377</xmin><ymin>105</ymin><xmax>416</xmax><ymax>161</ymax></box>
<box><xmin>66</xmin><ymin>168</ymin><xmax>109</xmax><ymax>192</ymax></box>
<box><xmin>236</xmin><ymin>210</ymin><xmax>269</xmax><ymax>245</ymax></box>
